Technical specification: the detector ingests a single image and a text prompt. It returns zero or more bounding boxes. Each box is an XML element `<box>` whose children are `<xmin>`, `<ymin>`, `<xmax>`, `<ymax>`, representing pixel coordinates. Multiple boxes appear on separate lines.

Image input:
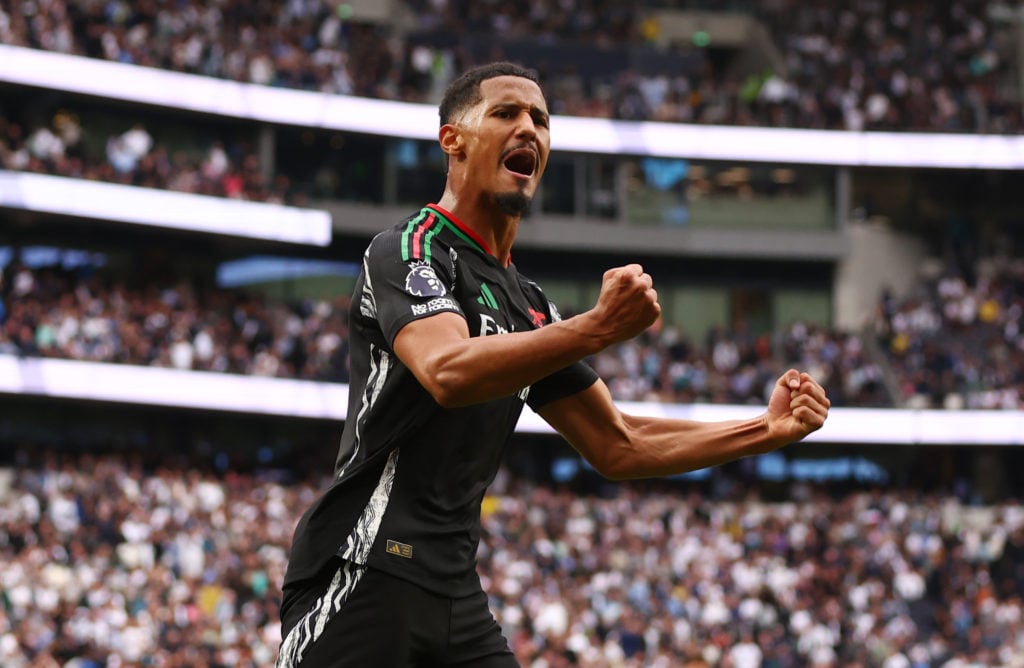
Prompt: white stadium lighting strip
<box><xmin>2</xmin><ymin>355</ymin><xmax>1022</xmax><ymax>445</ymax></box>
<box><xmin>0</xmin><ymin>171</ymin><xmax>332</xmax><ymax>246</ymax></box>
<box><xmin>0</xmin><ymin>45</ymin><xmax>437</xmax><ymax>143</ymax></box>
<box><xmin>3</xmin><ymin>45</ymin><xmax>1024</xmax><ymax>169</ymax></box>
<box><xmin>0</xmin><ymin>355</ymin><xmax>349</xmax><ymax>420</ymax></box>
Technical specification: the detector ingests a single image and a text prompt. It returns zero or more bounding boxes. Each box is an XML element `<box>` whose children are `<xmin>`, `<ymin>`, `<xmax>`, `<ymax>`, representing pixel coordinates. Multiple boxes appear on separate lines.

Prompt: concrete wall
<box><xmin>834</xmin><ymin>218</ymin><xmax>930</xmax><ymax>330</ymax></box>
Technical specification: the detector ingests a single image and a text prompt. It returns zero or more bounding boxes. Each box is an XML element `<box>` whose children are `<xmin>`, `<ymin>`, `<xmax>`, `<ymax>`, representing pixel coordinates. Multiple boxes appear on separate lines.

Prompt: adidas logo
<box><xmin>385</xmin><ymin>540</ymin><xmax>413</xmax><ymax>559</ymax></box>
<box><xmin>476</xmin><ymin>283</ymin><xmax>499</xmax><ymax>310</ymax></box>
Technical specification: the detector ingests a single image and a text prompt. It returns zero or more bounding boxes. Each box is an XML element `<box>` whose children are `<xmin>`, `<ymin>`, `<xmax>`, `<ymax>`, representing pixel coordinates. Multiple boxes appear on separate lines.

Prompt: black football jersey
<box><xmin>283</xmin><ymin>204</ymin><xmax>598</xmax><ymax>596</ymax></box>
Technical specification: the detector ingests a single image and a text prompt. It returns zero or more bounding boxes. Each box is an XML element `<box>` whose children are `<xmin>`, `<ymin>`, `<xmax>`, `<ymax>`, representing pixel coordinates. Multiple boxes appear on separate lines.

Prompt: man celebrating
<box><xmin>277</xmin><ymin>62</ymin><xmax>830</xmax><ymax>667</ymax></box>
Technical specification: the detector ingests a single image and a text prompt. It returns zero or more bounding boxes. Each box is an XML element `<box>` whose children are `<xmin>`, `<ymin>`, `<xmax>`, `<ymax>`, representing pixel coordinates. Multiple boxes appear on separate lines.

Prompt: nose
<box><xmin>514</xmin><ymin>111</ymin><xmax>537</xmax><ymax>141</ymax></box>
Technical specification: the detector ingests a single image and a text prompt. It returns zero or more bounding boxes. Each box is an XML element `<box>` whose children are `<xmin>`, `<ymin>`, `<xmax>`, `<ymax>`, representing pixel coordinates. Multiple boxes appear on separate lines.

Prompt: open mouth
<box><xmin>502</xmin><ymin>148</ymin><xmax>537</xmax><ymax>178</ymax></box>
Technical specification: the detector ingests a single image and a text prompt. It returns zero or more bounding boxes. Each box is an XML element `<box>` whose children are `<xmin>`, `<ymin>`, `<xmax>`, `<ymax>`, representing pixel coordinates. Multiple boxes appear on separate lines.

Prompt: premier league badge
<box><xmin>404</xmin><ymin>262</ymin><xmax>447</xmax><ymax>297</ymax></box>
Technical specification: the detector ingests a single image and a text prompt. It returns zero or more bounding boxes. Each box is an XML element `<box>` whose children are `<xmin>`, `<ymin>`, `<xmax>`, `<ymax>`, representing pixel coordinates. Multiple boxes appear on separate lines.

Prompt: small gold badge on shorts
<box><xmin>385</xmin><ymin>540</ymin><xmax>413</xmax><ymax>559</ymax></box>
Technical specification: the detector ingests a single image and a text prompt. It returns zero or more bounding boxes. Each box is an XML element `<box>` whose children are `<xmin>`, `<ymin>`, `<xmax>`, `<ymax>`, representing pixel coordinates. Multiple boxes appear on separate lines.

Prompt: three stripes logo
<box><xmin>385</xmin><ymin>540</ymin><xmax>413</xmax><ymax>559</ymax></box>
<box><xmin>476</xmin><ymin>283</ymin><xmax>499</xmax><ymax>310</ymax></box>
<box><xmin>401</xmin><ymin>211</ymin><xmax>439</xmax><ymax>263</ymax></box>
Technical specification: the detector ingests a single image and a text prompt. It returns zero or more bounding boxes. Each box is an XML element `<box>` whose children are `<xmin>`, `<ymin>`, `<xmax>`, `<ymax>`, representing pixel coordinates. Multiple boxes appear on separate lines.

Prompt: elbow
<box><xmin>422</xmin><ymin>379</ymin><xmax>462</xmax><ymax>409</ymax></box>
<box><xmin>420</xmin><ymin>365</ymin><xmax>473</xmax><ymax>409</ymax></box>
<box><xmin>578</xmin><ymin>417</ymin><xmax>644</xmax><ymax>481</ymax></box>
<box><xmin>588</xmin><ymin>445</ymin><xmax>638</xmax><ymax>482</ymax></box>
<box><xmin>597</xmin><ymin>461</ymin><xmax>637</xmax><ymax>482</ymax></box>
<box><xmin>430</xmin><ymin>386</ymin><xmax>469</xmax><ymax>409</ymax></box>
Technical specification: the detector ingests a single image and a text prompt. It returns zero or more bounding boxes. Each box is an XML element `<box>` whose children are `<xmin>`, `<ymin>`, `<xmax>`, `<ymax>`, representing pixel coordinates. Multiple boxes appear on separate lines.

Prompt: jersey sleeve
<box><xmin>525</xmin><ymin>292</ymin><xmax>599</xmax><ymax>410</ymax></box>
<box><xmin>364</xmin><ymin>229</ymin><xmax>464</xmax><ymax>347</ymax></box>
<box><xmin>527</xmin><ymin>360</ymin><xmax>599</xmax><ymax>410</ymax></box>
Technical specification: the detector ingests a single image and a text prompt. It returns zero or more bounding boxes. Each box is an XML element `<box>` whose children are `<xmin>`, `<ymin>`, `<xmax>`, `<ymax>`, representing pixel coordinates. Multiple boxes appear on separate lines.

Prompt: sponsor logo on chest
<box><xmin>479</xmin><ymin>313</ymin><xmax>513</xmax><ymax>336</ymax></box>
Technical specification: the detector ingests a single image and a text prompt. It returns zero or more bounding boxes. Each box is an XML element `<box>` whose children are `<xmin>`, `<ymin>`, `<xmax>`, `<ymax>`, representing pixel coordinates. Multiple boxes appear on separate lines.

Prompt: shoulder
<box><xmin>369</xmin><ymin>209</ymin><xmax>456</xmax><ymax>266</ymax></box>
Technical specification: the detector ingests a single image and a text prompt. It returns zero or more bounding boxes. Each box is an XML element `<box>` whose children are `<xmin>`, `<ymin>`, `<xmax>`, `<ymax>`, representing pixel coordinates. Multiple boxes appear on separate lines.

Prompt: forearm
<box><xmin>397</xmin><ymin>263</ymin><xmax>661</xmax><ymax>408</ymax></box>
<box><xmin>602</xmin><ymin>413</ymin><xmax>781</xmax><ymax>480</ymax></box>
<box><xmin>416</xmin><ymin>311</ymin><xmax>606</xmax><ymax>407</ymax></box>
<box><xmin>542</xmin><ymin>372</ymin><xmax>828</xmax><ymax>482</ymax></box>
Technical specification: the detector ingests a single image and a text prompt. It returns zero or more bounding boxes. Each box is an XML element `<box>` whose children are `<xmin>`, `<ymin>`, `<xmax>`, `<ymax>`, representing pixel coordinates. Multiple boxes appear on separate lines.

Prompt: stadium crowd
<box><xmin>875</xmin><ymin>256</ymin><xmax>1024</xmax><ymax>410</ymax></box>
<box><xmin>0</xmin><ymin>448</ymin><xmax>1022</xmax><ymax>666</ymax></box>
<box><xmin>0</xmin><ymin>0</ymin><xmax>1019</xmax><ymax>133</ymax></box>
<box><xmin>3</xmin><ymin>4</ymin><xmax>1024</xmax><ymax>668</ymax></box>
<box><xmin>0</xmin><ymin>253</ymin><xmax>1019</xmax><ymax>409</ymax></box>
<box><xmin>0</xmin><ymin>258</ymin><xmax>894</xmax><ymax>407</ymax></box>
<box><xmin>3</xmin><ymin>253</ymin><xmax>1024</xmax><ymax>409</ymax></box>
<box><xmin>6</xmin><ymin>252</ymin><xmax>1024</xmax><ymax>409</ymax></box>
<box><xmin>0</xmin><ymin>262</ymin><xmax>351</xmax><ymax>382</ymax></box>
<box><xmin>0</xmin><ymin>110</ymin><xmax>299</xmax><ymax>205</ymax></box>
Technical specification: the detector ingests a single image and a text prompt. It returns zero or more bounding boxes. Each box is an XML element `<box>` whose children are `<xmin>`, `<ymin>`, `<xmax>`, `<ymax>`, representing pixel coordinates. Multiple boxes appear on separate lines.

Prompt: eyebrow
<box><xmin>492</xmin><ymin>101</ymin><xmax>550</xmax><ymax>125</ymax></box>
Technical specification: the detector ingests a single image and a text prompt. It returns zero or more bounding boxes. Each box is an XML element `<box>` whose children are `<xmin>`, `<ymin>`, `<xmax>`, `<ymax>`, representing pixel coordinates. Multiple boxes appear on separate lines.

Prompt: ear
<box><xmin>439</xmin><ymin>123</ymin><xmax>464</xmax><ymax>158</ymax></box>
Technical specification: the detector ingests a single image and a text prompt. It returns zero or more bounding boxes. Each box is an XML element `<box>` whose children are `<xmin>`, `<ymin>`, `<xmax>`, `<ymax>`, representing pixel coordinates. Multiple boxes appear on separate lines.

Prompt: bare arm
<box><xmin>538</xmin><ymin>370</ymin><xmax>831</xmax><ymax>480</ymax></box>
<box><xmin>393</xmin><ymin>264</ymin><xmax>660</xmax><ymax>407</ymax></box>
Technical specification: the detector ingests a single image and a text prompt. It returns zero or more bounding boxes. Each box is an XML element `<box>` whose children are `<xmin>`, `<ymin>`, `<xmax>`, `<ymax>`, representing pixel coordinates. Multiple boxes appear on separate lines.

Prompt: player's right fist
<box><xmin>590</xmin><ymin>264</ymin><xmax>661</xmax><ymax>345</ymax></box>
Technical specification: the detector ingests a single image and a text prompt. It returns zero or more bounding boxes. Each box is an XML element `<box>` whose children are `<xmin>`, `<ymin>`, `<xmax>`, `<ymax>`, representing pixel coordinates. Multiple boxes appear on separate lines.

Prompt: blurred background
<box><xmin>1</xmin><ymin>0</ymin><xmax>1024</xmax><ymax>666</ymax></box>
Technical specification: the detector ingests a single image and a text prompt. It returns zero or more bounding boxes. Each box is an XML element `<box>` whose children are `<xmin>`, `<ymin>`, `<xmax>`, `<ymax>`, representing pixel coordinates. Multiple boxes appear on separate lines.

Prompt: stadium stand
<box><xmin>1</xmin><ymin>1</ymin><xmax>1024</xmax><ymax>666</ymax></box>
<box><xmin>2</xmin><ymin>0</ymin><xmax>1020</xmax><ymax>132</ymax></box>
<box><xmin>0</xmin><ymin>260</ymin><xmax>352</xmax><ymax>382</ymax></box>
<box><xmin>1</xmin><ymin>436</ymin><xmax>1022</xmax><ymax>666</ymax></box>
<box><xmin>875</xmin><ymin>256</ymin><xmax>1024</xmax><ymax>410</ymax></box>
<box><xmin>0</xmin><ymin>104</ymin><xmax>297</xmax><ymax>205</ymax></box>
<box><xmin>8</xmin><ymin>250</ymin><xmax>1024</xmax><ymax>409</ymax></box>
<box><xmin>2</xmin><ymin>257</ymin><xmax>894</xmax><ymax>405</ymax></box>
<box><xmin>1</xmin><ymin>84</ymin><xmax>1019</xmax><ymax>407</ymax></box>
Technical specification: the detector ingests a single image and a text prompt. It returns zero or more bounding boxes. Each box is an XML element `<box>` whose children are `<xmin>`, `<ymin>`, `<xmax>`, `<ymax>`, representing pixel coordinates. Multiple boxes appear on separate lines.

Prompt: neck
<box><xmin>436</xmin><ymin>191</ymin><xmax>519</xmax><ymax>266</ymax></box>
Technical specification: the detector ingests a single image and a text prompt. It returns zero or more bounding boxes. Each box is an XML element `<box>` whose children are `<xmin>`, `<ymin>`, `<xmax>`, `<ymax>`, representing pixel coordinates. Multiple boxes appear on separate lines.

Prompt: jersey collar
<box><xmin>426</xmin><ymin>204</ymin><xmax>511</xmax><ymax>265</ymax></box>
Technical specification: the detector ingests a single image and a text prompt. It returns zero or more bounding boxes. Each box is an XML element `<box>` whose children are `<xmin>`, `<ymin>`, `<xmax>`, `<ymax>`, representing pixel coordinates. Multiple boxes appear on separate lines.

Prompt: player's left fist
<box><xmin>765</xmin><ymin>369</ymin><xmax>830</xmax><ymax>445</ymax></box>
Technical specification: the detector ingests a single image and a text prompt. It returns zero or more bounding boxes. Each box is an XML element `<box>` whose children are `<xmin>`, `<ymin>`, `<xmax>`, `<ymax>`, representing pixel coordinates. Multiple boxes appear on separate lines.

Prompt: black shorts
<box><xmin>276</xmin><ymin>558</ymin><xmax>518</xmax><ymax>668</ymax></box>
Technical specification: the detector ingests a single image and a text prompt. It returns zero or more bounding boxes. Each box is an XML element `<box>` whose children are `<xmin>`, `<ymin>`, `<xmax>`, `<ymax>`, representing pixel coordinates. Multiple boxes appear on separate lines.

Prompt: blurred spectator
<box><xmin>106</xmin><ymin>123</ymin><xmax>153</xmax><ymax>174</ymax></box>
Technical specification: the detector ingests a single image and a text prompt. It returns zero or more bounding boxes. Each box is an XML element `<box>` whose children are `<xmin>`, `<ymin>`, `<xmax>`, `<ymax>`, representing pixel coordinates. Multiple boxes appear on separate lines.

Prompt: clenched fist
<box><xmin>764</xmin><ymin>369</ymin><xmax>831</xmax><ymax>447</ymax></box>
<box><xmin>585</xmin><ymin>264</ymin><xmax>662</xmax><ymax>348</ymax></box>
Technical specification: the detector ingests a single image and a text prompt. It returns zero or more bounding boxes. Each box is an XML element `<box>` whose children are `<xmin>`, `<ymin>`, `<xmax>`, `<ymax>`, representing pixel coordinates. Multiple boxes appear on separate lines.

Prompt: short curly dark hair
<box><xmin>438</xmin><ymin>62</ymin><xmax>542</xmax><ymax>126</ymax></box>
